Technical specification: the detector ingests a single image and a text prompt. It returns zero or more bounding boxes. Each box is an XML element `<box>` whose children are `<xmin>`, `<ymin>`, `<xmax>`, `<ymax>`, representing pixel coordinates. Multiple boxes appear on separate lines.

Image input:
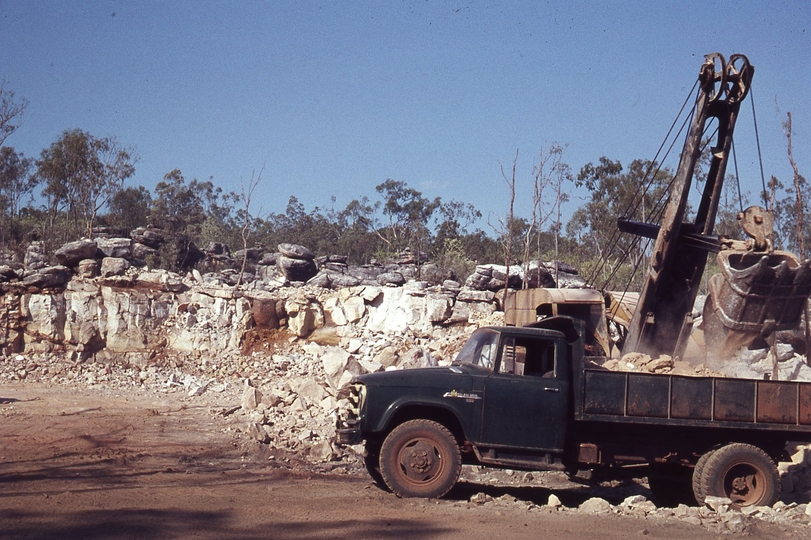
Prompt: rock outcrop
<box><xmin>0</xmin><ymin>263</ymin><xmax>499</xmax><ymax>367</ymax></box>
<box><xmin>277</xmin><ymin>243</ymin><xmax>318</xmax><ymax>282</ymax></box>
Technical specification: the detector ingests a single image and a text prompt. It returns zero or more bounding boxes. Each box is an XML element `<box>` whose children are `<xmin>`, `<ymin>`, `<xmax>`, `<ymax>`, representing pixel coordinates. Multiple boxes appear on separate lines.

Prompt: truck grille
<box><xmin>337</xmin><ymin>382</ymin><xmax>365</xmax><ymax>429</ymax></box>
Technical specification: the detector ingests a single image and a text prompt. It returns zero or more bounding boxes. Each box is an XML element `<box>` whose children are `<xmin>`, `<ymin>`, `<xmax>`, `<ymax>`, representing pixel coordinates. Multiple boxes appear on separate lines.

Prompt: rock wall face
<box><xmin>0</xmin><ymin>267</ymin><xmax>498</xmax><ymax>369</ymax></box>
<box><xmin>1</xmin><ymin>237</ymin><xmax>582</xmax><ymax>371</ymax></box>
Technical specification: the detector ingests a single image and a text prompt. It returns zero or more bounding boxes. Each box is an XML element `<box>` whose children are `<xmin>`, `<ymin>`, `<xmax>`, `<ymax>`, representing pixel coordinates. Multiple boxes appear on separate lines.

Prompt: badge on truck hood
<box><xmin>443</xmin><ymin>389</ymin><xmax>482</xmax><ymax>402</ymax></box>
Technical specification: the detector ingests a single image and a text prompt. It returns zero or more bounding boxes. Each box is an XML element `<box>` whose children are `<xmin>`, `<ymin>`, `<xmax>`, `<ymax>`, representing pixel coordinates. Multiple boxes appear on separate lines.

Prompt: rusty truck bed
<box><xmin>575</xmin><ymin>368</ymin><xmax>811</xmax><ymax>433</ymax></box>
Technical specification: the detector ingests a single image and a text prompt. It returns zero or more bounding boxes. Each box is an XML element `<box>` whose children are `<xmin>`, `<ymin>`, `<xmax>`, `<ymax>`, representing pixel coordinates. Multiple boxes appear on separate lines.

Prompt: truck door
<box><xmin>479</xmin><ymin>335</ymin><xmax>568</xmax><ymax>451</ymax></box>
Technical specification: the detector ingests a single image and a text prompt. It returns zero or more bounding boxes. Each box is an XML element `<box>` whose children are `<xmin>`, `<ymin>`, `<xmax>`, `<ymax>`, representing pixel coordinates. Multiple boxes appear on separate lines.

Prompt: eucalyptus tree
<box><xmin>36</xmin><ymin>129</ymin><xmax>136</xmax><ymax>241</ymax></box>
<box><xmin>375</xmin><ymin>179</ymin><xmax>440</xmax><ymax>259</ymax></box>
<box><xmin>0</xmin><ymin>147</ymin><xmax>36</xmax><ymax>245</ymax></box>
<box><xmin>567</xmin><ymin>157</ymin><xmax>673</xmax><ymax>290</ymax></box>
<box><xmin>149</xmin><ymin>169</ymin><xmax>234</xmax><ymax>270</ymax></box>
<box><xmin>106</xmin><ymin>185</ymin><xmax>153</xmax><ymax>234</ymax></box>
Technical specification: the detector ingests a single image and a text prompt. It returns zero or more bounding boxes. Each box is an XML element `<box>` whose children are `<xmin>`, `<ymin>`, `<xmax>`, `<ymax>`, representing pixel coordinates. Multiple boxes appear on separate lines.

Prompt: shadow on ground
<box><xmin>2</xmin><ymin>508</ymin><xmax>451</xmax><ymax>540</ymax></box>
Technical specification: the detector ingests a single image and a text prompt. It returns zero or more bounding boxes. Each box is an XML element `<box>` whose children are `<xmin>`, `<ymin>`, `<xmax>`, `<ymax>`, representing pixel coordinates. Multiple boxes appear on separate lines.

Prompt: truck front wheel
<box><xmin>379</xmin><ymin>419</ymin><xmax>462</xmax><ymax>498</ymax></box>
<box><xmin>363</xmin><ymin>444</ymin><xmax>386</xmax><ymax>488</ymax></box>
<box><xmin>699</xmin><ymin>443</ymin><xmax>780</xmax><ymax>508</ymax></box>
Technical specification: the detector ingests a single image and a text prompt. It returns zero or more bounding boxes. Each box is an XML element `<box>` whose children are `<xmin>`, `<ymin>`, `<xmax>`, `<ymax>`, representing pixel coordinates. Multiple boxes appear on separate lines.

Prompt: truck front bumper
<box><xmin>336</xmin><ymin>428</ymin><xmax>362</xmax><ymax>446</ymax></box>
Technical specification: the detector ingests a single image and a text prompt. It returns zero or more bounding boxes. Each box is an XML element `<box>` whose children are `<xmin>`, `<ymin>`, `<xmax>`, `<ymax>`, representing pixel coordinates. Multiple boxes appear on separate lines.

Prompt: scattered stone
<box><xmin>131</xmin><ymin>242</ymin><xmax>157</xmax><ymax>261</ymax></box>
<box><xmin>233</xmin><ymin>247</ymin><xmax>262</xmax><ymax>263</ymax></box>
<box><xmin>130</xmin><ymin>227</ymin><xmax>164</xmax><ymax>249</ymax></box>
<box><xmin>295</xmin><ymin>379</ymin><xmax>329</xmax><ymax>403</ymax></box>
<box><xmin>704</xmin><ymin>496</ymin><xmax>732</xmax><ymax>512</ymax></box>
<box><xmin>309</xmin><ymin>440</ymin><xmax>335</xmax><ymax>462</ymax></box>
<box><xmin>187</xmin><ymin>383</ymin><xmax>208</xmax><ymax>397</ymax></box>
<box><xmin>725</xmin><ymin>514</ymin><xmax>746</xmax><ymax>533</ymax></box>
<box><xmin>241</xmin><ymin>379</ymin><xmax>262</xmax><ymax>410</ymax></box>
<box><xmin>470</xmin><ymin>493</ymin><xmax>493</xmax><ymax>505</ymax></box>
<box><xmin>622</xmin><ymin>495</ymin><xmax>648</xmax><ymax>507</ymax></box>
<box><xmin>135</xmin><ymin>269</ymin><xmax>185</xmax><ymax>292</ymax></box>
<box><xmin>0</xmin><ymin>264</ymin><xmax>19</xmax><ymax>282</ymax></box>
<box><xmin>579</xmin><ymin>497</ymin><xmax>611</xmax><ymax>514</ymax></box>
<box><xmin>278</xmin><ymin>244</ymin><xmax>314</xmax><ymax>260</ymax></box>
<box><xmin>24</xmin><ymin>242</ymin><xmax>48</xmax><ymax>269</ymax></box>
<box><xmin>633</xmin><ymin>500</ymin><xmax>658</xmax><ymax>514</ymax></box>
<box><xmin>605</xmin><ymin>353</ymin><xmax>725</xmax><ymax>377</ymax></box>
<box><xmin>377</xmin><ymin>272</ymin><xmax>405</xmax><ymax>287</ymax></box>
<box><xmin>5</xmin><ymin>238</ymin><xmax>811</xmax><ymax>540</ymax></box>
<box><xmin>247</xmin><ymin>421</ymin><xmax>270</xmax><ymax>443</ymax></box>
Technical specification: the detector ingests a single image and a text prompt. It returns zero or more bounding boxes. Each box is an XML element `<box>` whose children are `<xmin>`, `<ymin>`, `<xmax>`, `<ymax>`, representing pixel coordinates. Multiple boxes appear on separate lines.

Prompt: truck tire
<box><xmin>363</xmin><ymin>445</ymin><xmax>386</xmax><ymax>488</ymax></box>
<box><xmin>699</xmin><ymin>443</ymin><xmax>780</xmax><ymax>508</ymax></box>
<box><xmin>691</xmin><ymin>449</ymin><xmax>716</xmax><ymax>505</ymax></box>
<box><xmin>379</xmin><ymin>419</ymin><xmax>462</xmax><ymax>498</ymax></box>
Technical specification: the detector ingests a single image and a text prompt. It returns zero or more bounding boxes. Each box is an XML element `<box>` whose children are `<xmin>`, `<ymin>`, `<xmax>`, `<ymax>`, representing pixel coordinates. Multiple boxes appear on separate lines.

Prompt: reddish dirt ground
<box><xmin>0</xmin><ymin>383</ymin><xmax>805</xmax><ymax>539</ymax></box>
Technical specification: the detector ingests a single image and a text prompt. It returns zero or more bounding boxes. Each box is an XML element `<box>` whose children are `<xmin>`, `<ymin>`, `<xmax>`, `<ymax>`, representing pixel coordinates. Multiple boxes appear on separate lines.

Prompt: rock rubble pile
<box><xmin>463</xmin><ymin>485</ymin><xmax>811</xmax><ymax>534</ymax></box>
<box><xmin>603</xmin><ymin>352</ymin><xmax>726</xmax><ymax>377</ymax></box>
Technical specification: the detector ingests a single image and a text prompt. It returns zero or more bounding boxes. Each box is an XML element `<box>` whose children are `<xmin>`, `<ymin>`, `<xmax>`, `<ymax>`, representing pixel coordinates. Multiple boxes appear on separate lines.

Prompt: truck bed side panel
<box><xmin>576</xmin><ymin>369</ymin><xmax>811</xmax><ymax>434</ymax></box>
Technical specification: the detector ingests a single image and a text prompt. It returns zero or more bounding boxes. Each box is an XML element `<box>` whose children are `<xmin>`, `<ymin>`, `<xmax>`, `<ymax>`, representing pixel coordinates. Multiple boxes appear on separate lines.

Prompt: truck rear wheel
<box><xmin>379</xmin><ymin>419</ymin><xmax>461</xmax><ymax>498</ymax></box>
<box><xmin>691</xmin><ymin>449</ymin><xmax>716</xmax><ymax>505</ymax></box>
<box><xmin>699</xmin><ymin>443</ymin><xmax>780</xmax><ymax>508</ymax></box>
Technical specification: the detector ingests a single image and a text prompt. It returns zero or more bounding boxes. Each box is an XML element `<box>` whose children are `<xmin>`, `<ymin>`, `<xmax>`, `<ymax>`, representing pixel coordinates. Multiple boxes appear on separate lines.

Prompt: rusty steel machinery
<box><xmin>703</xmin><ymin>206</ymin><xmax>811</xmax><ymax>361</ymax></box>
<box><xmin>622</xmin><ymin>53</ymin><xmax>755</xmax><ymax>359</ymax></box>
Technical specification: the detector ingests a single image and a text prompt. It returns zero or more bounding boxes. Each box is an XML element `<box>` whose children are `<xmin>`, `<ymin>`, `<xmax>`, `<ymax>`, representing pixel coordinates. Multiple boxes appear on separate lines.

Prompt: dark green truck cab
<box><xmin>336</xmin><ymin>316</ymin><xmax>811</xmax><ymax>506</ymax></box>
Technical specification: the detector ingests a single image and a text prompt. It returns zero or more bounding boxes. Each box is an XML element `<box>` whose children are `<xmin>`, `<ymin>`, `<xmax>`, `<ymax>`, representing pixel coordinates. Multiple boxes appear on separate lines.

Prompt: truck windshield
<box><xmin>454</xmin><ymin>329</ymin><xmax>498</xmax><ymax>369</ymax></box>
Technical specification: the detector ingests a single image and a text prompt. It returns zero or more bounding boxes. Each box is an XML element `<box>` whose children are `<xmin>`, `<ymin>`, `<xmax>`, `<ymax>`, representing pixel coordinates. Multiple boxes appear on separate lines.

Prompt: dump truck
<box><xmin>336</xmin><ymin>315</ymin><xmax>811</xmax><ymax>506</ymax></box>
<box><xmin>336</xmin><ymin>52</ymin><xmax>811</xmax><ymax>507</ymax></box>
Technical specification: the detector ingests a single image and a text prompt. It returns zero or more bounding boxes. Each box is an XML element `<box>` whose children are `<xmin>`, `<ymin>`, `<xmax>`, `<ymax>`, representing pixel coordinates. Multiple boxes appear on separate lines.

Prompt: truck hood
<box><xmin>354</xmin><ymin>364</ymin><xmax>486</xmax><ymax>389</ymax></box>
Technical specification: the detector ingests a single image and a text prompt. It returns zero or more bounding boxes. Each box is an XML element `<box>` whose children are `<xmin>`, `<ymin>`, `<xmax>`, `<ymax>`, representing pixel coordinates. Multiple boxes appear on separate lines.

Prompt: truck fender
<box><xmin>372</xmin><ymin>396</ymin><xmax>470</xmax><ymax>441</ymax></box>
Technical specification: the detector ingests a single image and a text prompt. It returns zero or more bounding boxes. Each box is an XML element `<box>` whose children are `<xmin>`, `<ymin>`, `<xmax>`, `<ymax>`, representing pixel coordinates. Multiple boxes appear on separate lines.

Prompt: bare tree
<box><xmin>549</xmin><ymin>148</ymin><xmax>572</xmax><ymax>284</ymax></box>
<box><xmin>488</xmin><ymin>150</ymin><xmax>518</xmax><ymax>297</ymax></box>
<box><xmin>521</xmin><ymin>143</ymin><xmax>571</xmax><ymax>288</ymax></box>
<box><xmin>236</xmin><ymin>166</ymin><xmax>264</xmax><ymax>287</ymax></box>
<box><xmin>521</xmin><ymin>150</ymin><xmax>543</xmax><ymax>289</ymax></box>
<box><xmin>777</xmin><ymin>109</ymin><xmax>811</xmax><ymax>368</ymax></box>
<box><xmin>781</xmin><ymin>111</ymin><xmax>805</xmax><ymax>258</ymax></box>
<box><xmin>0</xmin><ymin>79</ymin><xmax>27</xmax><ymax>147</ymax></box>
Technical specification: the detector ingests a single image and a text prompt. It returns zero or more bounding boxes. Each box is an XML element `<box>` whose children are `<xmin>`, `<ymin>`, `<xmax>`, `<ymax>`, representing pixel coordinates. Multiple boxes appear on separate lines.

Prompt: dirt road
<box><xmin>0</xmin><ymin>383</ymin><xmax>806</xmax><ymax>539</ymax></box>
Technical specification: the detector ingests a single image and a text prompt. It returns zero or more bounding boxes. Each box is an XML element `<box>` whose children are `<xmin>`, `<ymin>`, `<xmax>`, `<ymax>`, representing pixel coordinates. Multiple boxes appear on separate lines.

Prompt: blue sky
<box><xmin>1</xmin><ymin>1</ymin><xmax>809</xmax><ymax>232</ymax></box>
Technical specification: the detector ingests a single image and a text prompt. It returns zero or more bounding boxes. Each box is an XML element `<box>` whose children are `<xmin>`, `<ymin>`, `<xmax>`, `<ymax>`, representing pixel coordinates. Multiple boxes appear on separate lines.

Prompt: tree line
<box><xmin>0</xmin><ymin>81</ymin><xmax>807</xmax><ymax>291</ymax></box>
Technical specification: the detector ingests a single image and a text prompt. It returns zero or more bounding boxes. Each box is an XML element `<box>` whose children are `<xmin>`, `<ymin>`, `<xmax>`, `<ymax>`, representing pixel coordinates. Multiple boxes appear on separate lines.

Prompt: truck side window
<box><xmin>520</xmin><ymin>338</ymin><xmax>555</xmax><ymax>378</ymax></box>
<box><xmin>498</xmin><ymin>337</ymin><xmax>526</xmax><ymax>375</ymax></box>
<box><xmin>498</xmin><ymin>337</ymin><xmax>553</xmax><ymax>377</ymax></box>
